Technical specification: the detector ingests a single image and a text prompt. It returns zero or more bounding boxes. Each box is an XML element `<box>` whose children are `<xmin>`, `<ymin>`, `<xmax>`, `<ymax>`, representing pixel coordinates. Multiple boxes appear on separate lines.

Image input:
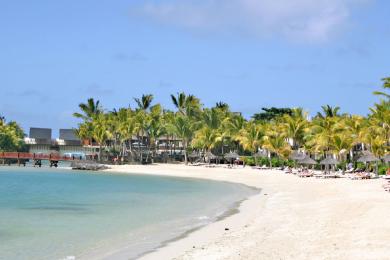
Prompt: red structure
<box><xmin>0</xmin><ymin>152</ymin><xmax>79</xmax><ymax>161</ymax></box>
<box><xmin>0</xmin><ymin>152</ymin><xmax>81</xmax><ymax>167</ymax></box>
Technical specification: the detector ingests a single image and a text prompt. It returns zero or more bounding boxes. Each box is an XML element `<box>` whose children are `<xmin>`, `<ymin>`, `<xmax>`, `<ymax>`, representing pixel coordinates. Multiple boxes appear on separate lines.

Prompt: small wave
<box><xmin>62</xmin><ymin>256</ymin><xmax>75</xmax><ymax>260</ymax></box>
<box><xmin>197</xmin><ymin>216</ymin><xmax>209</xmax><ymax>220</ymax></box>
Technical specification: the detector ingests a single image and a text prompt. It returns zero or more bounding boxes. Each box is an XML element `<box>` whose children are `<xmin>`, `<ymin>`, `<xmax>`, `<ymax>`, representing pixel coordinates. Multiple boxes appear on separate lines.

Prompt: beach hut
<box><xmin>299</xmin><ymin>156</ymin><xmax>317</xmax><ymax>165</ymax></box>
<box><xmin>320</xmin><ymin>157</ymin><xmax>339</xmax><ymax>174</ymax></box>
<box><xmin>290</xmin><ymin>150</ymin><xmax>306</xmax><ymax>168</ymax></box>
<box><xmin>188</xmin><ymin>151</ymin><xmax>200</xmax><ymax>163</ymax></box>
<box><xmin>224</xmin><ymin>151</ymin><xmax>239</xmax><ymax>164</ymax></box>
<box><xmin>357</xmin><ymin>151</ymin><xmax>380</xmax><ymax>175</ymax></box>
<box><xmin>204</xmin><ymin>151</ymin><xmax>217</xmax><ymax>163</ymax></box>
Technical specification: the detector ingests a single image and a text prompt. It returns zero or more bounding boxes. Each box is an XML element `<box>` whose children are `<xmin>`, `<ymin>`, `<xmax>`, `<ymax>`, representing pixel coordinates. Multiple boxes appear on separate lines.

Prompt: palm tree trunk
<box><xmin>99</xmin><ymin>144</ymin><xmax>102</xmax><ymax>162</ymax></box>
<box><xmin>184</xmin><ymin>141</ymin><xmax>188</xmax><ymax>165</ymax></box>
<box><xmin>137</xmin><ymin>134</ymin><xmax>142</xmax><ymax>163</ymax></box>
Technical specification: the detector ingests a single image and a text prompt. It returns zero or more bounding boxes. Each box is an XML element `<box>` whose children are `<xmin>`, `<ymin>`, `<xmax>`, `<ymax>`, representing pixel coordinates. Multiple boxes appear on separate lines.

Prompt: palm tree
<box><xmin>330</xmin><ymin>133</ymin><xmax>353</xmax><ymax>169</ymax></box>
<box><xmin>306</xmin><ymin>116</ymin><xmax>340</xmax><ymax>156</ymax></box>
<box><xmin>262</xmin><ymin>131</ymin><xmax>291</xmax><ymax>168</ymax></box>
<box><xmin>146</xmin><ymin>104</ymin><xmax>167</xmax><ymax>162</ymax></box>
<box><xmin>170</xmin><ymin>92</ymin><xmax>201</xmax><ymax>117</ymax></box>
<box><xmin>237</xmin><ymin>121</ymin><xmax>265</xmax><ymax>158</ymax></box>
<box><xmin>168</xmin><ymin>115</ymin><xmax>197</xmax><ymax>164</ymax></box>
<box><xmin>280</xmin><ymin>108</ymin><xmax>308</xmax><ymax>150</ymax></box>
<box><xmin>134</xmin><ymin>94</ymin><xmax>154</xmax><ymax>111</ymax></box>
<box><xmin>215</xmin><ymin>101</ymin><xmax>229</xmax><ymax>110</ymax></box>
<box><xmin>373</xmin><ymin>77</ymin><xmax>390</xmax><ymax>99</ymax></box>
<box><xmin>134</xmin><ymin>109</ymin><xmax>149</xmax><ymax>163</ymax></box>
<box><xmin>73</xmin><ymin>98</ymin><xmax>102</xmax><ymax>121</ymax></box>
<box><xmin>116</xmin><ymin>108</ymin><xmax>136</xmax><ymax>161</ymax></box>
<box><xmin>91</xmin><ymin>114</ymin><xmax>112</xmax><ymax>162</ymax></box>
<box><xmin>316</xmin><ymin>105</ymin><xmax>340</xmax><ymax>118</ymax></box>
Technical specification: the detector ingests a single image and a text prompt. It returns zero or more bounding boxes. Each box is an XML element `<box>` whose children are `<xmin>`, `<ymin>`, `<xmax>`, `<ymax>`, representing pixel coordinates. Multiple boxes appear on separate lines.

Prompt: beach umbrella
<box><xmin>320</xmin><ymin>157</ymin><xmax>339</xmax><ymax>165</ymax></box>
<box><xmin>357</xmin><ymin>151</ymin><xmax>380</xmax><ymax>175</ymax></box>
<box><xmin>224</xmin><ymin>151</ymin><xmax>239</xmax><ymax>164</ymax></box>
<box><xmin>204</xmin><ymin>151</ymin><xmax>217</xmax><ymax>160</ymax></box>
<box><xmin>298</xmin><ymin>156</ymin><xmax>317</xmax><ymax>165</ymax></box>
<box><xmin>224</xmin><ymin>151</ymin><xmax>239</xmax><ymax>160</ymax></box>
<box><xmin>290</xmin><ymin>150</ymin><xmax>306</xmax><ymax>168</ymax></box>
<box><xmin>357</xmin><ymin>152</ymin><xmax>379</xmax><ymax>162</ymax></box>
<box><xmin>188</xmin><ymin>151</ymin><xmax>200</xmax><ymax>159</ymax></box>
<box><xmin>320</xmin><ymin>157</ymin><xmax>339</xmax><ymax>174</ymax></box>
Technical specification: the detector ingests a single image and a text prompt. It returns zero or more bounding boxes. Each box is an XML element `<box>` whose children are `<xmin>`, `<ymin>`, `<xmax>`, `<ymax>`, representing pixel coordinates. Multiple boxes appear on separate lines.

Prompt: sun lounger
<box><xmin>298</xmin><ymin>172</ymin><xmax>313</xmax><ymax>178</ymax></box>
<box><xmin>383</xmin><ymin>181</ymin><xmax>390</xmax><ymax>191</ymax></box>
<box><xmin>349</xmin><ymin>172</ymin><xmax>371</xmax><ymax>180</ymax></box>
<box><xmin>316</xmin><ymin>172</ymin><xmax>338</xmax><ymax>179</ymax></box>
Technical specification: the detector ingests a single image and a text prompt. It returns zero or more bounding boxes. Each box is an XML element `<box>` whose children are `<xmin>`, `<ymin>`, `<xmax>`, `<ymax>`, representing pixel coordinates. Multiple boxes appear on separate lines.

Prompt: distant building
<box><xmin>24</xmin><ymin>127</ymin><xmax>53</xmax><ymax>154</ymax></box>
<box><xmin>24</xmin><ymin>128</ymin><xmax>98</xmax><ymax>159</ymax></box>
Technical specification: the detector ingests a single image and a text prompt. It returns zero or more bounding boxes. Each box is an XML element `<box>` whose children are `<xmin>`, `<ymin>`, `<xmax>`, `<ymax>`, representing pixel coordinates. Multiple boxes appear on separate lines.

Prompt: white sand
<box><xmin>105</xmin><ymin>164</ymin><xmax>390</xmax><ymax>260</ymax></box>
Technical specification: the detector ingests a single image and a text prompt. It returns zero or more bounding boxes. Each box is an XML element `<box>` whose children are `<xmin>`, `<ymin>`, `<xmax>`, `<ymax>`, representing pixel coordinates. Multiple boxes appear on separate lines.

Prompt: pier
<box><xmin>0</xmin><ymin>152</ymin><xmax>80</xmax><ymax>167</ymax></box>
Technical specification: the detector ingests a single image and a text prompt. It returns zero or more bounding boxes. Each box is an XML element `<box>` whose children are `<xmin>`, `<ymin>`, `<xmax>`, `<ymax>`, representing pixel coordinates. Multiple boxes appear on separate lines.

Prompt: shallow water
<box><xmin>0</xmin><ymin>167</ymin><xmax>256</xmax><ymax>260</ymax></box>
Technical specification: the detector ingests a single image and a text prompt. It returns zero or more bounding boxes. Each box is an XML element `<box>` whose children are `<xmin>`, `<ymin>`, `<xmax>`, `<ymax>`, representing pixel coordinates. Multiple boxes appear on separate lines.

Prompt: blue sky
<box><xmin>1</xmin><ymin>0</ymin><xmax>389</xmax><ymax>136</ymax></box>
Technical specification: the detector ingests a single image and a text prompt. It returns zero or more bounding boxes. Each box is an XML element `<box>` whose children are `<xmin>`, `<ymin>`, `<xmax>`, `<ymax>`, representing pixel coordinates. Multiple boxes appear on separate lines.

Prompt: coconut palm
<box><xmin>237</xmin><ymin>121</ymin><xmax>265</xmax><ymax>157</ymax></box>
<box><xmin>168</xmin><ymin>115</ymin><xmax>198</xmax><ymax>164</ymax></box>
<box><xmin>146</xmin><ymin>104</ymin><xmax>167</xmax><ymax>162</ymax></box>
<box><xmin>330</xmin><ymin>133</ymin><xmax>353</xmax><ymax>169</ymax></box>
<box><xmin>134</xmin><ymin>94</ymin><xmax>154</xmax><ymax>111</ymax></box>
<box><xmin>116</xmin><ymin>108</ymin><xmax>136</xmax><ymax>161</ymax></box>
<box><xmin>262</xmin><ymin>130</ymin><xmax>291</xmax><ymax>167</ymax></box>
<box><xmin>73</xmin><ymin>98</ymin><xmax>102</xmax><ymax>121</ymax></box>
<box><xmin>373</xmin><ymin>77</ymin><xmax>390</xmax><ymax>99</ymax></box>
<box><xmin>316</xmin><ymin>105</ymin><xmax>340</xmax><ymax>118</ymax></box>
<box><xmin>280</xmin><ymin>108</ymin><xmax>308</xmax><ymax>150</ymax></box>
<box><xmin>170</xmin><ymin>92</ymin><xmax>201</xmax><ymax>118</ymax></box>
<box><xmin>306</xmin><ymin>116</ymin><xmax>340</xmax><ymax>156</ymax></box>
<box><xmin>91</xmin><ymin>114</ymin><xmax>112</xmax><ymax>162</ymax></box>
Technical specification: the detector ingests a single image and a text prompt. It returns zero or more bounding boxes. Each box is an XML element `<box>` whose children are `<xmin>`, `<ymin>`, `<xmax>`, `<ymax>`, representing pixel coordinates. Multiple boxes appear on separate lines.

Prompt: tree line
<box><xmin>72</xmin><ymin>77</ymin><xmax>390</xmax><ymax>167</ymax></box>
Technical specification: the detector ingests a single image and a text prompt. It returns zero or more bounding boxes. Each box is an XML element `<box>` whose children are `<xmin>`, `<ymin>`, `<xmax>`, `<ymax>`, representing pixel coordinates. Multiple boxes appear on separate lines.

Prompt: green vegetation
<box><xmin>0</xmin><ymin>116</ymin><xmax>26</xmax><ymax>152</ymax></box>
<box><xmin>73</xmin><ymin>78</ymin><xmax>390</xmax><ymax>166</ymax></box>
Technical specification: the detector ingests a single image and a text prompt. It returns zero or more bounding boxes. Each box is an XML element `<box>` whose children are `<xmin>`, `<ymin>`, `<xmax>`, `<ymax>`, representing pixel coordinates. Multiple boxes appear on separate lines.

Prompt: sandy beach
<box><xmin>104</xmin><ymin>164</ymin><xmax>390</xmax><ymax>260</ymax></box>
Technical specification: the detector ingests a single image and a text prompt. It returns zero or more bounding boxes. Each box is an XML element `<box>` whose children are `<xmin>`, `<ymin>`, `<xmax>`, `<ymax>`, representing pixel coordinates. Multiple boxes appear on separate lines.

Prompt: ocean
<box><xmin>0</xmin><ymin>167</ymin><xmax>256</xmax><ymax>259</ymax></box>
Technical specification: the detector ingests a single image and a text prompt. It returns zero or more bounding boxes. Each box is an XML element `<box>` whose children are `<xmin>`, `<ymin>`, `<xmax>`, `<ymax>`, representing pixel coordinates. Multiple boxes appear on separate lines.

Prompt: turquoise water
<box><xmin>0</xmin><ymin>167</ymin><xmax>256</xmax><ymax>260</ymax></box>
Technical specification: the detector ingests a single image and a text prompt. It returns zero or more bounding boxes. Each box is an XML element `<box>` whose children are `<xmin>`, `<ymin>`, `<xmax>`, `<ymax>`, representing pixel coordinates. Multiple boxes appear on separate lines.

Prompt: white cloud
<box><xmin>131</xmin><ymin>0</ymin><xmax>371</xmax><ymax>42</ymax></box>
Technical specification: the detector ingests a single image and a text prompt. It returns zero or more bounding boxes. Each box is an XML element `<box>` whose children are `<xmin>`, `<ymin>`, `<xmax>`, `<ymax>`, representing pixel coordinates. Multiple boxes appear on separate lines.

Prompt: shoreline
<box><xmin>104</xmin><ymin>164</ymin><xmax>390</xmax><ymax>260</ymax></box>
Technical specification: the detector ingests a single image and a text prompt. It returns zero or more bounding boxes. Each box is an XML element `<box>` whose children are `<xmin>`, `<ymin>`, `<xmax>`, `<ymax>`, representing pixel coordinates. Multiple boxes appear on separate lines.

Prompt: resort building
<box><xmin>24</xmin><ymin>128</ymin><xmax>98</xmax><ymax>159</ymax></box>
<box><xmin>24</xmin><ymin>127</ymin><xmax>53</xmax><ymax>154</ymax></box>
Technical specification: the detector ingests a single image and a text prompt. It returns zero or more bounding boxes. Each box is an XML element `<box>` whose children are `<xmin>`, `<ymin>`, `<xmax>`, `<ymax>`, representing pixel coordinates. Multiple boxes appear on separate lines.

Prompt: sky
<box><xmin>0</xmin><ymin>0</ymin><xmax>389</xmax><ymax>136</ymax></box>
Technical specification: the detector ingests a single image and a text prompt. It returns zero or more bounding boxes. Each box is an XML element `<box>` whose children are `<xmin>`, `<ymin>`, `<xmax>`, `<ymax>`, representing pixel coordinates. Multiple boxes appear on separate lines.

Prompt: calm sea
<box><xmin>0</xmin><ymin>167</ymin><xmax>256</xmax><ymax>260</ymax></box>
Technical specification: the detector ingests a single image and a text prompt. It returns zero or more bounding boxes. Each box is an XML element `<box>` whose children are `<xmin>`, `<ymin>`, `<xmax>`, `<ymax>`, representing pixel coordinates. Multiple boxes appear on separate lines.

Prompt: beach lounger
<box><xmin>298</xmin><ymin>172</ymin><xmax>313</xmax><ymax>178</ymax></box>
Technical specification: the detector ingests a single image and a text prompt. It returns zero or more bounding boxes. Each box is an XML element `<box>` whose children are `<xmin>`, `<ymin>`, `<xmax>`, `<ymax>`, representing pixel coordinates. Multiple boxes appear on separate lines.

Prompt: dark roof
<box><xmin>205</xmin><ymin>151</ymin><xmax>217</xmax><ymax>159</ymax></box>
<box><xmin>29</xmin><ymin>127</ymin><xmax>51</xmax><ymax>140</ymax></box>
<box><xmin>357</xmin><ymin>152</ymin><xmax>379</xmax><ymax>162</ymax></box>
<box><xmin>224</xmin><ymin>152</ymin><xmax>239</xmax><ymax>159</ymax></box>
<box><xmin>320</xmin><ymin>157</ymin><xmax>339</xmax><ymax>165</ymax></box>
<box><xmin>59</xmin><ymin>129</ymin><xmax>79</xmax><ymax>141</ymax></box>
<box><xmin>298</xmin><ymin>156</ymin><xmax>317</xmax><ymax>165</ymax></box>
